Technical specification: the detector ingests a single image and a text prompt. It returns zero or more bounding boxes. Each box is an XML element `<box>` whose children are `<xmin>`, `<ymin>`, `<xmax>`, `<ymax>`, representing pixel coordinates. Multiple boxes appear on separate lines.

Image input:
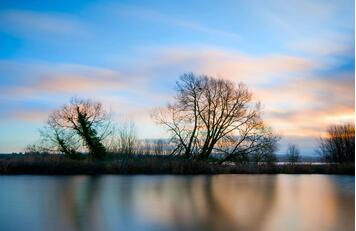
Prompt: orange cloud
<box><xmin>2</xmin><ymin>63</ymin><xmax>147</xmax><ymax>96</ymax></box>
<box><xmin>156</xmin><ymin>47</ymin><xmax>317</xmax><ymax>85</ymax></box>
<box><xmin>35</xmin><ymin>74</ymin><xmax>124</xmax><ymax>93</ymax></box>
<box><xmin>11</xmin><ymin>109</ymin><xmax>49</xmax><ymax>123</ymax></box>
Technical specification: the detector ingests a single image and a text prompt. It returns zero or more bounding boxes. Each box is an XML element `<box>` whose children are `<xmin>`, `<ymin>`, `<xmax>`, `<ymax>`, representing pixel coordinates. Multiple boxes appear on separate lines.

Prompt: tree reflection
<box><xmin>131</xmin><ymin>175</ymin><xmax>278</xmax><ymax>231</ymax></box>
<box><xmin>49</xmin><ymin>176</ymin><xmax>102</xmax><ymax>231</ymax></box>
<box><xmin>37</xmin><ymin>175</ymin><xmax>353</xmax><ymax>231</ymax></box>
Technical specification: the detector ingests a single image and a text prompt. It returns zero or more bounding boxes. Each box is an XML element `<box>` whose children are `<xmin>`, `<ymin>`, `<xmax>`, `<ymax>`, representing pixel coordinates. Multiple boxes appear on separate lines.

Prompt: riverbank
<box><xmin>0</xmin><ymin>154</ymin><xmax>354</xmax><ymax>175</ymax></box>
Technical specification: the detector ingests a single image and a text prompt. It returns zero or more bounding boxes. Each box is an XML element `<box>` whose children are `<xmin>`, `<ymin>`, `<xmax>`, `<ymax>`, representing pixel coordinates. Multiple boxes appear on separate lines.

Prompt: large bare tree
<box><xmin>43</xmin><ymin>97</ymin><xmax>112</xmax><ymax>158</ymax></box>
<box><xmin>153</xmin><ymin>73</ymin><xmax>279</xmax><ymax>163</ymax></box>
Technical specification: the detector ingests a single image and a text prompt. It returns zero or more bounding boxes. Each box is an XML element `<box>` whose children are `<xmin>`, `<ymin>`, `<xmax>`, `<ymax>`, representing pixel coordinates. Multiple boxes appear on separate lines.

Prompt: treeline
<box><xmin>285</xmin><ymin>123</ymin><xmax>355</xmax><ymax>164</ymax></box>
<box><xmin>25</xmin><ymin>73</ymin><xmax>354</xmax><ymax>165</ymax></box>
<box><xmin>318</xmin><ymin>123</ymin><xmax>354</xmax><ymax>163</ymax></box>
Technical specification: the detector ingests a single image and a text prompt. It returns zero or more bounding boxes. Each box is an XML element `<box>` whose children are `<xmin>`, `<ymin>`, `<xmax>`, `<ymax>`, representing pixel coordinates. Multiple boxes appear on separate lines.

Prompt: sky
<box><xmin>0</xmin><ymin>0</ymin><xmax>354</xmax><ymax>155</ymax></box>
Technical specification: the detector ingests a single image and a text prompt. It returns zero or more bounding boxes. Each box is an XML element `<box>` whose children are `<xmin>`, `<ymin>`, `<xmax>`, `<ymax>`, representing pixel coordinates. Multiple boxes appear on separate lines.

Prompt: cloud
<box><xmin>144</xmin><ymin>47</ymin><xmax>317</xmax><ymax>85</ymax></box>
<box><xmin>0</xmin><ymin>10</ymin><xmax>88</xmax><ymax>38</ymax></box>
<box><xmin>11</xmin><ymin>109</ymin><xmax>49</xmax><ymax>123</ymax></box>
<box><xmin>0</xmin><ymin>62</ymin><xmax>147</xmax><ymax>97</ymax></box>
<box><xmin>286</xmin><ymin>33</ymin><xmax>354</xmax><ymax>57</ymax></box>
<box><xmin>254</xmin><ymin>0</ymin><xmax>350</xmax><ymax>36</ymax></box>
<box><xmin>112</xmin><ymin>6</ymin><xmax>240</xmax><ymax>40</ymax></box>
<box><xmin>140</xmin><ymin>47</ymin><xmax>353</xmax><ymax>143</ymax></box>
<box><xmin>15</xmin><ymin>73</ymin><xmax>126</xmax><ymax>95</ymax></box>
<box><xmin>259</xmin><ymin>73</ymin><xmax>354</xmax><ymax>138</ymax></box>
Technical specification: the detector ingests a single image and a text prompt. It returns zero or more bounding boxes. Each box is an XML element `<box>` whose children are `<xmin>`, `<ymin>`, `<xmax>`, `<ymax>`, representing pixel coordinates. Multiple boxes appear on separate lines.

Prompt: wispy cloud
<box><xmin>113</xmin><ymin>6</ymin><xmax>240</xmax><ymax>40</ymax></box>
<box><xmin>0</xmin><ymin>10</ymin><xmax>88</xmax><ymax>38</ymax></box>
<box><xmin>0</xmin><ymin>62</ymin><xmax>146</xmax><ymax>97</ymax></box>
<box><xmin>254</xmin><ymin>0</ymin><xmax>338</xmax><ymax>36</ymax></box>
<box><xmin>11</xmin><ymin>109</ymin><xmax>49</xmax><ymax>123</ymax></box>
<box><xmin>258</xmin><ymin>73</ymin><xmax>354</xmax><ymax>137</ymax></box>
<box><xmin>149</xmin><ymin>46</ymin><xmax>317</xmax><ymax>84</ymax></box>
<box><xmin>286</xmin><ymin>33</ymin><xmax>354</xmax><ymax>56</ymax></box>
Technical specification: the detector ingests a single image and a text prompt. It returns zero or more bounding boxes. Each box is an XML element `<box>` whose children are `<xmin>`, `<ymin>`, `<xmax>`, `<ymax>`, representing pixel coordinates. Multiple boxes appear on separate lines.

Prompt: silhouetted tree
<box><xmin>106</xmin><ymin>121</ymin><xmax>138</xmax><ymax>154</ymax></box>
<box><xmin>318</xmin><ymin>123</ymin><xmax>355</xmax><ymax>163</ymax></box>
<box><xmin>219</xmin><ymin>126</ymin><xmax>279</xmax><ymax>164</ymax></box>
<box><xmin>153</xmin><ymin>73</ymin><xmax>279</xmax><ymax>163</ymax></box>
<box><xmin>138</xmin><ymin>139</ymin><xmax>152</xmax><ymax>155</ymax></box>
<box><xmin>25</xmin><ymin>143</ymin><xmax>48</xmax><ymax>154</ymax></box>
<box><xmin>153</xmin><ymin>139</ymin><xmax>167</xmax><ymax>155</ymax></box>
<box><xmin>44</xmin><ymin>97</ymin><xmax>112</xmax><ymax>158</ymax></box>
<box><xmin>286</xmin><ymin>144</ymin><xmax>300</xmax><ymax>164</ymax></box>
<box><xmin>39</xmin><ymin>124</ymin><xmax>79</xmax><ymax>157</ymax></box>
<box><xmin>118</xmin><ymin>121</ymin><xmax>137</xmax><ymax>154</ymax></box>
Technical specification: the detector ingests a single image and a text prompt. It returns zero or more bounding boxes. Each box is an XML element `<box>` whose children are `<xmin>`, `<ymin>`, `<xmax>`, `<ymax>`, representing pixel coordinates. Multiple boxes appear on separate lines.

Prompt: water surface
<box><xmin>0</xmin><ymin>175</ymin><xmax>354</xmax><ymax>231</ymax></box>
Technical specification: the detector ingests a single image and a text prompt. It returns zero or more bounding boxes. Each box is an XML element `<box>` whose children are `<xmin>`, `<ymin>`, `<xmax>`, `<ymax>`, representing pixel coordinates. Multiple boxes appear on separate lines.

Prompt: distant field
<box><xmin>0</xmin><ymin>154</ymin><xmax>353</xmax><ymax>175</ymax></box>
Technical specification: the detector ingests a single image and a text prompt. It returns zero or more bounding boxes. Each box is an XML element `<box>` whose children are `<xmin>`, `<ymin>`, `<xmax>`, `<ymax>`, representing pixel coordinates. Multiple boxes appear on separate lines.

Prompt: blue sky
<box><xmin>0</xmin><ymin>0</ymin><xmax>354</xmax><ymax>154</ymax></box>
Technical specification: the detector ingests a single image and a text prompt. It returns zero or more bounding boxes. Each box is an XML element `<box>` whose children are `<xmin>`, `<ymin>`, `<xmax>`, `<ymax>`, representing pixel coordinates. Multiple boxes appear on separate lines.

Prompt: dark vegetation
<box><xmin>3</xmin><ymin>73</ymin><xmax>353</xmax><ymax>175</ymax></box>
<box><xmin>0</xmin><ymin>154</ymin><xmax>353</xmax><ymax>175</ymax></box>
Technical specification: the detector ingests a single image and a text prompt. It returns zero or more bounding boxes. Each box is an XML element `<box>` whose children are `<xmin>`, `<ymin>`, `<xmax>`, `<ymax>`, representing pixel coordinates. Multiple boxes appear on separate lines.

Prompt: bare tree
<box><xmin>153</xmin><ymin>74</ymin><xmax>202</xmax><ymax>157</ymax></box>
<box><xmin>43</xmin><ymin>97</ymin><xmax>112</xmax><ymax>158</ymax></box>
<box><xmin>153</xmin><ymin>139</ymin><xmax>165</xmax><ymax>155</ymax></box>
<box><xmin>25</xmin><ymin>143</ymin><xmax>48</xmax><ymax>154</ymax></box>
<box><xmin>153</xmin><ymin>73</ymin><xmax>279</xmax><ymax>163</ymax></box>
<box><xmin>137</xmin><ymin>139</ymin><xmax>152</xmax><ymax>155</ymax></box>
<box><xmin>117</xmin><ymin>121</ymin><xmax>137</xmax><ymax>154</ymax></box>
<box><xmin>318</xmin><ymin>123</ymin><xmax>355</xmax><ymax>163</ymax></box>
<box><xmin>134</xmin><ymin>139</ymin><xmax>169</xmax><ymax>155</ymax></box>
<box><xmin>286</xmin><ymin>144</ymin><xmax>300</xmax><ymax>164</ymax></box>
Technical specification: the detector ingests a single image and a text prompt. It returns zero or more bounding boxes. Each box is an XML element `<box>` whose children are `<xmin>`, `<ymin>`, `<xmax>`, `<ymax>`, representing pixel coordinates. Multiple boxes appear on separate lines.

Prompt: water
<box><xmin>0</xmin><ymin>175</ymin><xmax>354</xmax><ymax>231</ymax></box>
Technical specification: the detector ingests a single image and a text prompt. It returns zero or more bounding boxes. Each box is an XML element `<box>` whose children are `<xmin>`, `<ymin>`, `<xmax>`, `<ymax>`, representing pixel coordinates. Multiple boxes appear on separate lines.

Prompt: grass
<box><xmin>0</xmin><ymin>154</ymin><xmax>354</xmax><ymax>175</ymax></box>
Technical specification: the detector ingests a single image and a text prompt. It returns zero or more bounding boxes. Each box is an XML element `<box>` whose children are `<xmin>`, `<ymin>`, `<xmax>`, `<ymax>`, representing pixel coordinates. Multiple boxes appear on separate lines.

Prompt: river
<box><xmin>0</xmin><ymin>175</ymin><xmax>354</xmax><ymax>231</ymax></box>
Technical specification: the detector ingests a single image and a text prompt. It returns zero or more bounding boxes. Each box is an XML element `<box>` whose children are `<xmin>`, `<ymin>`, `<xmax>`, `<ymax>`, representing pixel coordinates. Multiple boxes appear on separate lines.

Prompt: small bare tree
<box><xmin>153</xmin><ymin>139</ymin><xmax>165</xmax><ymax>155</ymax></box>
<box><xmin>25</xmin><ymin>143</ymin><xmax>48</xmax><ymax>154</ymax></box>
<box><xmin>142</xmin><ymin>139</ymin><xmax>153</xmax><ymax>155</ymax></box>
<box><xmin>117</xmin><ymin>121</ymin><xmax>137</xmax><ymax>154</ymax></box>
<box><xmin>318</xmin><ymin>123</ymin><xmax>355</xmax><ymax>163</ymax></box>
<box><xmin>136</xmin><ymin>139</ymin><xmax>151</xmax><ymax>155</ymax></box>
<box><xmin>153</xmin><ymin>73</ymin><xmax>279</xmax><ymax>163</ymax></box>
<box><xmin>42</xmin><ymin>97</ymin><xmax>112</xmax><ymax>158</ymax></box>
<box><xmin>286</xmin><ymin>144</ymin><xmax>300</xmax><ymax>164</ymax></box>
